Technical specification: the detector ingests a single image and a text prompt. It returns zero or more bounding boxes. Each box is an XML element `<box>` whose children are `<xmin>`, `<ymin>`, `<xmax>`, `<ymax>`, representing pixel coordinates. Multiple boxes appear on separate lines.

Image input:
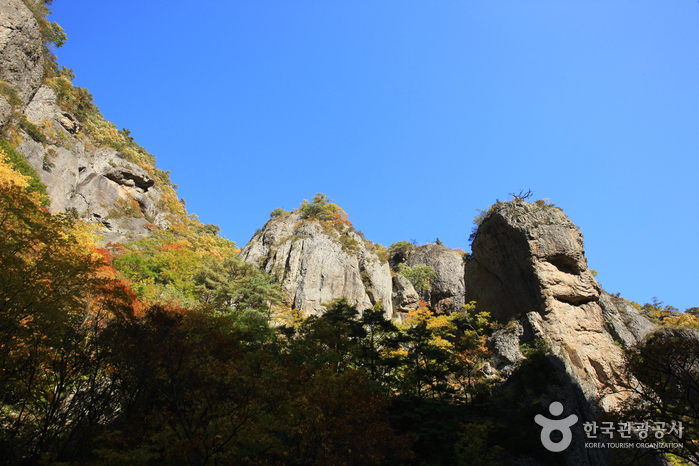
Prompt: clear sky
<box><xmin>49</xmin><ymin>1</ymin><xmax>698</xmax><ymax>311</ymax></box>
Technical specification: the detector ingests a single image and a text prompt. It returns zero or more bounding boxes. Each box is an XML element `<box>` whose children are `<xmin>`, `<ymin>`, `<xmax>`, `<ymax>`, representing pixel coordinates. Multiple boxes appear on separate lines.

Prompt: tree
<box><xmin>0</xmin><ymin>141</ymin><xmax>49</xmax><ymax>206</ymax></box>
<box><xmin>297</xmin><ymin>193</ymin><xmax>352</xmax><ymax>226</ymax></box>
<box><xmin>0</xmin><ymin>147</ymin><xmax>137</xmax><ymax>464</ymax></box>
<box><xmin>398</xmin><ymin>263</ymin><xmax>436</xmax><ymax>291</ymax></box>
<box><xmin>98</xmin><ymin>303</ymin><xmax>410</xmax><ymax>465</ymax></box>
<box><xmin>194</xmin><ymin>255</ymin><xmax>285</xmax><ymax>317</ymax></box>
<box><xmin>284</xmin><ymin>298</ymin><xmax>367</xmax><ymax>372</ymax></box>
<box><xmin>613</xmin><ymin>327</ymin><xmax>699</xmax><ymax>465</ymax></box>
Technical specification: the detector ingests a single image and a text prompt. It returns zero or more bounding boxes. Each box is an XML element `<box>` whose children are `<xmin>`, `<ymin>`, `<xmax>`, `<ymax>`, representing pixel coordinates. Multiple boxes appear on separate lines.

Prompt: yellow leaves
<box><xmin>431</xmin><ymin>335</ymin><xmax>453</xmax><ymax>350</ymax></box>
<box><xmin>327</xmin><ymin>203</ymin><xmax>352</xmax><ymax>227</ymax></box>
<box><xmin>0</xmin><ymin>148</ymin><xmax>31</xmax><ymax>189</ymax></box>
<box><xmin>108</xmin><ymin>196</ymin><xmax>144</xmax><ymax>219</ymax></box>
<box><xmin>403</xmin><ymin>305</ymin><xmax>455</xmax><ymax>332</ymax></box>
<box><xmin>662</xmin><ymin>313</ymin><xmax>699</xmax><ymax>328</ymax></box>
<box><xmin>402</xmin><ymin>304</ymin><xmax>432</xmax><ymax>327</ymax></box>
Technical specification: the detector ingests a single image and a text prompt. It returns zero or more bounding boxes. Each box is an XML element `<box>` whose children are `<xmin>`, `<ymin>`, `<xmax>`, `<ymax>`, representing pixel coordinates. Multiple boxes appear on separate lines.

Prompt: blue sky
<box><xmin>49</xmin><ymin>1</ymin><xmax>698</xmax><ymax>311</ymax></box>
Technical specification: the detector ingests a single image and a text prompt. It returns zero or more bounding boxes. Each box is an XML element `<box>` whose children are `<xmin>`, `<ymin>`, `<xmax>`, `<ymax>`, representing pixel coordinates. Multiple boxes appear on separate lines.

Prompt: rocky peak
<box><xmin>465</xmin><ymin>200</ymin><xmax>600</xmax><ymax>322</ymax></box>
<box><xmin>465</xmin><ymin>199</ymin><xmax>657</xmax><ymax>464</ymax></box>
<box><xmin>239</xmin><ymin>210</ymin><xmax>394</xmax><ymax>318</ymax></box>
<box><xmin>464</xmin><ymin>201</ymin><xmax>656</xmax><ymax>406</ymax></box>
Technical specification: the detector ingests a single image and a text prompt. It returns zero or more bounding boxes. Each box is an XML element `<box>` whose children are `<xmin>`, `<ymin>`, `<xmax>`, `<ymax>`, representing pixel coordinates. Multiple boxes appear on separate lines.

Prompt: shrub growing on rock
<box><xmin>398</xmin><ymin>263</ymin><xmax>436</xmax><ymax>291</ymax></box>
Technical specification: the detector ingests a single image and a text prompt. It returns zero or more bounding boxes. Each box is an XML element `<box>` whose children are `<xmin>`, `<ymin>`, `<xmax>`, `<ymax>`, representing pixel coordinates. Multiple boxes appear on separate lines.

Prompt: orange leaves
<box><xmin>93</xmin><ymin>247</ymin><xmax>113</xmax><ymax>264</ymax></box>
<box><xmin>328</xmin><ymin>204</ymin><xmax>353</xmax><ymax>227</ymax></box>
<box><xmin>96</xmin><ymin>278</ymin><xmax>143</xmax><ymax>319</ymax></box>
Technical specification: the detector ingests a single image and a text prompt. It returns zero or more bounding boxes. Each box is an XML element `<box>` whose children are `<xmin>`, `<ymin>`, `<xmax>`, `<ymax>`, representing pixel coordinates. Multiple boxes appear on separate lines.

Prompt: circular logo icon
<box><xmin>534</xmin><ymin>401</ymin><xmax>578</xmax><ymax>452</ymax></box>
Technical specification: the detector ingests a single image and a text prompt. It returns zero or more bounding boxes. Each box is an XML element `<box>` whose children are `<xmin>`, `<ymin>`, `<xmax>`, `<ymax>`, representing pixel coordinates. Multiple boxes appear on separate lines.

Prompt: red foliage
<box><xmin>98</xmin><ymin>278</ymin><xmax>143</xmax><ymax>318</ymax></box>
<box><xmin>93</xmin><ymin>247</ymin><xmax>113</xmax><ymax>265</ymax></box>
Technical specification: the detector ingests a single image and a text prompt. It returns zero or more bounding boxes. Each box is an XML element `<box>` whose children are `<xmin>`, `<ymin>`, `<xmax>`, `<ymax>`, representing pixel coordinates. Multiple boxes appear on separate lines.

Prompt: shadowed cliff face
<box><xmin>239</xmin><ymin>211</ymin><xmax>394</xmax><ymax>318</ymax></box>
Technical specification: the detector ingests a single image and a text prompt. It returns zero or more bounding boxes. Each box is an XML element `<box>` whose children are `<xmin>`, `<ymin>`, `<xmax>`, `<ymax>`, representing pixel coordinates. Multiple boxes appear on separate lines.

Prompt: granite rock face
<box><xmin>18</xmin><ymin>130</ymin><xmax>165</xmax><ymax>243</ymax></box>
<box><xmin>0</xmin><ymin>0</ymin><xmax>175</xmax><ymax>244</ymax></box>
<box><xmin>464</xmin><ymin>201</ymin><xmax>601</xmax><ymax>322</ymax></box>
<box><xmin>0</xmin><ymin>0</ymin><xmax>44</xmax><ymax>106</ymax></box>
<box><xmin>405</xmin><ymin>243</ymin><xmax>466</xmax><ymax>313</ymax></box>
<box><xmin>599</xmin><ymin>291</ymin><xmax>656</xmax><ymax>349</ymax></box>
<box><xmin>239</xmin><ymin>211</ymin><xmax>394</xmax><ymax>317</ymax></box>
<box><xmin>392</xmin><ymin>273</ymin><xmax>420</xmax><ymax>313</ymax></box>
<box><xmin>13</xmin><ymin>85</ymin><xmax>167</xmax><ymax>243</ymax></box>
<box><xmin>0</xmin><ymin>0</ymin><xmax>170</xmax><ymax>244</ymax></box>
<box><xmin>0</xmin><ymin>95</ymin><xmax>11</xmax><ymax>127</ymax></box>
<box><xmin>465</xmin><ymin>200</ymin><xmax>656</xmax><ymax>464</ymax></box>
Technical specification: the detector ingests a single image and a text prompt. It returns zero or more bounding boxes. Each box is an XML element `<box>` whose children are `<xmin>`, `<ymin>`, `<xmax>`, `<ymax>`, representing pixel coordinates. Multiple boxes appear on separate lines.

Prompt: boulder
<box><xmin>239</xmin><ymin>211</ymin><xmax>394</xmax><ymax>318</ymax></box>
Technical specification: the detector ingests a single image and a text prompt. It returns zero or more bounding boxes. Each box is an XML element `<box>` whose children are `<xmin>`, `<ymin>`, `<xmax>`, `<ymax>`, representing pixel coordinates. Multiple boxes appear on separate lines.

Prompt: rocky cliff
<box><xmin>0</xmin><ymin>0</ymin><xmax>183</xmax><ymax>243</ymax></box>
<box><xmin>0</xmin><ymin>0</ymin><xmax>43</xmax><ymax>110</ymax></box>
<box><xmin>2</xmin><ymin>3</ymin><xmax>681</xmax><ymax>464</ymax></box>
<box><xmin>239</xmin><ymin>210</ymin><xmax>394</xmax><ymax>317</ymax></box>
<box><xmin>467</xmin><ymin>199</ymin><xmax>655</xmax><ymax>370</ymax></box>
<box><xmin>465</xmin><ymin>200</ymin><xmax>656</xmax><ymax>465</ymax></box>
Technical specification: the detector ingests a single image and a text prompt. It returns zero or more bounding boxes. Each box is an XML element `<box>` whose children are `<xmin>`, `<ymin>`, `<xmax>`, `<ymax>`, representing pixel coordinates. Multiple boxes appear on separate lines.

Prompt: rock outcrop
<box><xmin>0</xmin><ymin>1</ymin><xmax>174</xmax><ymax>244</ymax></box>
<box><xmin>466</xmin><ymin>201</ymin><xmax>655</xmax><ymax>404</ymax></box>
<box><xmin>239</xmin><ymin>211</ymin><xmax>394</xmax><ymax>317</ymax></box>
<box><xmin>17</xmin><ymin>86</ymin><xmax>166</xmax><ymax>243</ymax></box>
<box><xmin>405</xmin><ymin>243</ymin><xmax>466</xmax><ymax>313</ymax></box>
<box><xmin>392</xmin><ymin>273</ymin><xmax>420</xmax><ymax>313</ymax></box>
<box><xmin>598</xmin><ymin>291</ymin><xmax>656</xmax><ymax>349</ymax></box>
<box><xmin>465</xmin><ymin>200</ymin><xmax>656</xmax><ymax>465</ymax></box>
<box><xmin>0</xmin><ymin>0</ymin><xmax>44</xmax><ymax>108</ymax></box>
<box><xmin>464</xmin><ymin>201</ymin><xmax>600</xmax><ymax>322</ymax></box>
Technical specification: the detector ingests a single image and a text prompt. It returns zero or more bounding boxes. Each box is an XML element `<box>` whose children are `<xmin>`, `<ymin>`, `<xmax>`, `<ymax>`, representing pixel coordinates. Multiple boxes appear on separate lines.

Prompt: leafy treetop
<box><xmin>297</xmin><ymin>193</ymin><xmax>352</xmax><ymax>227</ymax></box>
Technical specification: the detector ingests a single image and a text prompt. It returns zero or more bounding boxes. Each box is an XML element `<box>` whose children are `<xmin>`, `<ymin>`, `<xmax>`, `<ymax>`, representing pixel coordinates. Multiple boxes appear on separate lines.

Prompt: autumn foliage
<box><xmin>1</xmin><ymin>143</ymin><xmax>505</xmax><ymax>464</ymax></box>
<box><xmin>0</xmin><ymin>158</ymin><xmax>420</xmax><ymax>464</ymax></box>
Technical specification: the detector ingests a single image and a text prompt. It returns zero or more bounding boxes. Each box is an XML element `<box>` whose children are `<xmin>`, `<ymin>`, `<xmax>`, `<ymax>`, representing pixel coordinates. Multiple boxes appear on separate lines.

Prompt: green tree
<box><xmin>193</xmin><ymin>255</ymin><xmax>286</xmax><ymax>326</ymax></box>
<box><xmin>298</xmin><ymin>192</ymin><xmax>331</xmax><ymax>218</ymax></box>
<box><xmin>398</xmin><ymin>263</ymin><xmax>436</xmax><ymax>291</ymax></box>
